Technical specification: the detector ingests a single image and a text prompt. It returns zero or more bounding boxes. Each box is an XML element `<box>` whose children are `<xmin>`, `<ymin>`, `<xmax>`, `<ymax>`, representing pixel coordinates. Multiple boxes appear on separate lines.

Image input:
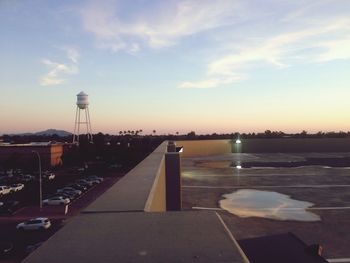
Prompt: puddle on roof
<box><xmin>219</xmin><ymin>189</ymin><xmax>320</xmax><ymax>222</ymax></box>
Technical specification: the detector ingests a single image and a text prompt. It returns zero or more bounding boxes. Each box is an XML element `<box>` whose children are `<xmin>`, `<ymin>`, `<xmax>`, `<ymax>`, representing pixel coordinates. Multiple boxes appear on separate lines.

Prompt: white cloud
<box><xmin>314</xmin><ymin>36</ymin><xmax>350</xmax><ymax>62</ymax></box>
<box><xmin>179</xmin><ymin>16</ymin><xmax>350</xmax><ymax>89</ymax></box>
<box><xmin>179</xmin><ymin>75</ymin><xmax>245</xmax><ymax>89</ymax></box>
<box><xmin>40</xmin><ymin>47</ymin><xmax>79</xmax><ymax>86</ymax></box>
<box><xmin>62</xmin><ymin>46</ymin><xmax>80</xmax><ymax>63</ymax></box>
<box><xmin>80</xmin><ymin>0</ymin><xmax>241</xmax><ymax>52</ymax></box>
<box><xmin>78</xmin><ymin>0</ymin><xmax>350</xmax><ymax>88</ymax></box>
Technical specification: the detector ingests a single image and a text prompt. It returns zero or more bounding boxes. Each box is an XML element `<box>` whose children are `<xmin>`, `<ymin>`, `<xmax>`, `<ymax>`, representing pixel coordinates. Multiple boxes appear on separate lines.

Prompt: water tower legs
<box><xmin>73</xmin><ymin>106</ymin><xmax>93</xmax><ymax>144</ymax></box>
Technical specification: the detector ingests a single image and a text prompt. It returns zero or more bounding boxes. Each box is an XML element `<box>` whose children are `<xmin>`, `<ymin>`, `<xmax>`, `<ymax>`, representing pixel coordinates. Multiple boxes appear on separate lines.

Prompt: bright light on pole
<box><xmin>32</xmin><ymin>151</ymin><xmax>42</xmax><ymax>210</ymax></box>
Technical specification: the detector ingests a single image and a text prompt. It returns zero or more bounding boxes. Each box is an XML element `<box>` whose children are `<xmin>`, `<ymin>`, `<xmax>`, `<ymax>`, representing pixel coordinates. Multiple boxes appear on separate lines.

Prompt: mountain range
<box><xmin>7</xmin><ymin>129</ymin><xmax>72</xmax><ymax>137</ymax></box>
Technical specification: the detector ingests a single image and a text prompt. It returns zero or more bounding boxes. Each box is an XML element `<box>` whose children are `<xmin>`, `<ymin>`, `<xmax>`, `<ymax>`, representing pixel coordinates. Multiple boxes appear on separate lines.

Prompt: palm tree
<box><xmin>153</xmin><ymin>130</ymin><xmax>156</xmax><ymax>135</ymax></box>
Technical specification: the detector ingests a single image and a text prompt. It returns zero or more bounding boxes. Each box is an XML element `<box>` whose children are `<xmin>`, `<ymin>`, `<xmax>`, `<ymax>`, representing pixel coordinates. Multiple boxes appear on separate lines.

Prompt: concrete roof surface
<box><xmin>22</xmin><ymin>211</ymin><xmax>246</xmax><ymax>263</ymax></box>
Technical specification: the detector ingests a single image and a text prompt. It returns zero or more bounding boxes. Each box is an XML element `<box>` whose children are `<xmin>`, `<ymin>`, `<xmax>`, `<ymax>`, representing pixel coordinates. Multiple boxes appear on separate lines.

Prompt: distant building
<box><xmin>0</xmin><ymin>142</ymin><xmax>69</xmax><ymax>169</ymax></box>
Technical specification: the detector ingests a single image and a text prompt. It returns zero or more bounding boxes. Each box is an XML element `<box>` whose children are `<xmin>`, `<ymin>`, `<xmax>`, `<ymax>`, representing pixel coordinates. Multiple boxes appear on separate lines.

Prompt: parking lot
<box><xmin>182</xmin><ymin>153</ymin><xmax>350</xmax><ymax>261</ymax></box>
<box><xmin>0</xmin><ymin>169</ymin><xmax>123</xmax><ymax>263</ymax></box>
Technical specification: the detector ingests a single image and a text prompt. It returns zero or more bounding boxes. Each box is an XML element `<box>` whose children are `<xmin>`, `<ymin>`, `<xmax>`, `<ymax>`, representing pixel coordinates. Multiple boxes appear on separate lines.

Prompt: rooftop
<box><xmin>22</xmin><ymin>139</ymin><xmax>347</xmax><ymax>263</ymax></box>
<box><xmin>22</xmin><ymin>141</ymin><xmax>248</xmax><ymax>263</ymax></box>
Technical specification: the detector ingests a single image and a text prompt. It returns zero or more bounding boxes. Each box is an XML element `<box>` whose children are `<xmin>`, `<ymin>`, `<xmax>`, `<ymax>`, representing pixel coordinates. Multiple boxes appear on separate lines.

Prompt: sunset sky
<box><xmin>1</xmin><ymin>0</ymin><xmax>350</xmax><ymax>135</ymax></box>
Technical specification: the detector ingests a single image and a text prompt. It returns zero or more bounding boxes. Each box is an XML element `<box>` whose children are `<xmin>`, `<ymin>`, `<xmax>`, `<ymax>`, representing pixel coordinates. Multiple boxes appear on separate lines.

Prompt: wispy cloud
<box><xmin>179</xmin><ymin>15</ymin><xmax>350</xmax><ymax>89</ymax></box>
<box><xmin>78</xmin><ymin>0</ymin><xmax>350</xmax><ymax>89</ymax></box>
<box><xmin>179</xmin><ymin>75</ymin><xmax>245</xmax><ymax>89</ymax></box>
<box><xmin>80</xmin><ymin>0</ymin><xmax>242</xmax><ymax>52</ymax></box>
<box><xmin>62</xmin><ymin>46</ymin><xmax>80</xmax><ymax>63</ymax></box>
<box><xmin>40</xmin><ymin>47</ymin><xmax>79</xmax><ymax>86</ymax></box>
<box><xmin>314</xmin><ymin>36</ymin><xmax>350</xmax><ymax>62</ymax></box>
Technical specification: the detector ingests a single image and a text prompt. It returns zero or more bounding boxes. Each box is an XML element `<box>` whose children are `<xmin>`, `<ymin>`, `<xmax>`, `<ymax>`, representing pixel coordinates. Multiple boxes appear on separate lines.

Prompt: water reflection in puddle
<box><xmin>219</xmin><ymin>189</ymin><xmax>320</xmax><ymax>222</ymax></box>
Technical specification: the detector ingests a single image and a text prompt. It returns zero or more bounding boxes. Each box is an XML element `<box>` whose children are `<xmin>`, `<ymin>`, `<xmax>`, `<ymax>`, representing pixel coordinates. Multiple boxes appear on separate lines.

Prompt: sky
<box><xmin>1</xmin><ymin>0</ymin><xmax>350</xmax><ymax>135</ymax></box>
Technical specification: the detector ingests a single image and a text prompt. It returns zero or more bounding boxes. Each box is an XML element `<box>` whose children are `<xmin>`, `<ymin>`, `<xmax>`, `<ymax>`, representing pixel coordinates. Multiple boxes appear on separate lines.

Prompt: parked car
<box><xmin>60</xmin><ymin>190</ymin><xmax>79</xmax><ymax>199</ymax></box>
<box><xmin>43</xmin><ymin>197</ymin><xmax>70</xmax><ymax>205</ymax></box>
<box><xmin>0</xmin><ymin>201</ymin><xmax>20</xmax><ymax>215</ymax></box>
<box><xmin>66</xmin><ymin>183</ymin><xmax>87</xmax><ymax>192</ymax></box>
<box><xmin>57</xmin><ymin>187</ymin><xmax>82</xmax><ymax>195</ymax></box>
<box><xmin>20</xmin><ymin>175</ymin><xmax>35</xmax><ymax>182</ymax></box>
<box><xmin>76</xmin><ymin>179</ymin><xmax>94</xmax><ymax>187</ymax></box>
<box><xmin>49</xmin><ymin>192</ymin><xmax>76</xmax><ymax>200</ymax></box>
<box><xmin>43</xmin><ymin>172</ymin><xmax>55</xmax><ymax>180</ymax></box>
<box><xmin>83</xmin><ymin>178</ymin><xmax>100</xmax><ymax>185</ymax></box>
<box><xmin>87</xmin><ymin>175</ymin><xmax>103</xmax><ymax>182</ymax></box>
<box><xmin>16</xmin><ymin>218</ymin><xmax>51</xmax><ymax>231</ymax></box>
<box><xmin>0</xmin><ymin>242</ymin><xmax>13</xmax><ymax>257</ymax></box>
<box><xmin>14</xmin><ymin>169</ymin><xmax>22</xmax><ymax>175</ymax></box>
<box><xmin>0</xmin><ymin>186</ymin><xmax>11</xmax><ymax>196</ymax></box>
<box><xmin>10</xmin><ymin>183</ymin><xmax>24</xmax><ymax>192</ymax></box>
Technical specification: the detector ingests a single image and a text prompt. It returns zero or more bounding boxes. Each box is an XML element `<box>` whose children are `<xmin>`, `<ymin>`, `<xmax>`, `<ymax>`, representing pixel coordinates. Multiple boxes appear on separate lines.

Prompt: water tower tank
<box><xmin>76</xmin><ymin>91</ymin><xmax>89</xmax><ymax>109</ymax></box>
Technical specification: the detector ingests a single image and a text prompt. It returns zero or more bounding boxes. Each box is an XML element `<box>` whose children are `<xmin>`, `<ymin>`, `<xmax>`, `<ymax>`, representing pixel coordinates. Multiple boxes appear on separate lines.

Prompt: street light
<box><xmin>32</xmin><ymin>151</ymin><xmax>42</xmax><ymax>210</ymax></box>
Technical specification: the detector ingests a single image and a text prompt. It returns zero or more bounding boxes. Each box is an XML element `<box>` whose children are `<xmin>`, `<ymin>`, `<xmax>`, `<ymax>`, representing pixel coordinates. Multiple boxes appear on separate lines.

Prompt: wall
<box><xmin>0</xmin><ymin>145</ymin><xmax>55</xmax><ymax>168</ymax></box>
<box><xmin>84</xmin><ymin>141</ymin><xmax>168</xmax><ymax>213</ymax></box>
<box><xmin>50</xmin><ymin>144</ymin><xmax>63</xmax><ymax>166</ymax></box>
<box><xmin>176</xmin><ymin>140</ymin><xmax>232</xmax><ymax>157</ymax></box>
<box><xmin>239</xmin><ymin>138</ymin><xmax>350</xmax><ymax>153</ymax></box>
<box><xmin>144</xmin><ymin>156</ymin><xmax>166</xmax><ymax>212</ymax></box>
<box><xmin>176</xmin><ymin>138</ymin><xmax>350</xmax><ymax>155</ymax></box>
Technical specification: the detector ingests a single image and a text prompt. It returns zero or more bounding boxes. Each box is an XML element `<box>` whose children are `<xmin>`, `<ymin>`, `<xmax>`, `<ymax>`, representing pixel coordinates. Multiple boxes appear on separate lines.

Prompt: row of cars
<box><xmin>0</xmin><ymin>170</ymin><xmax>56</xmax><ymax>197</ymax></box>
<box><xmin>0</xmin><ymin>171</ymin><xmax>55</xmax><ymax>183</ymax></box>
<box><xmin>14</xmin><ymin>176</ymin><xmax>104</xmax><ymax>230</ymax></box>
<box><xmin>0</xmin><ymin>183</ymin><xmax>24</xmax><ymax>215</ymax></box>
<box><xmin>0</xmin><ymin>183</ymin><xmax>25</xmax><ymax>196</ymax></box>
<box><xmin>43</xmin><ymin>175</ymin><xmax>103</xmax><ymax>205</ymax></box>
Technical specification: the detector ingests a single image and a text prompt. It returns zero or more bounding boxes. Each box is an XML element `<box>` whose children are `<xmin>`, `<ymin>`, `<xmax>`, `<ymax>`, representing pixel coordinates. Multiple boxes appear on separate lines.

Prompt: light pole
<box><xmin>32</xmin><ymin>151</ymin><xmax>42</xmax><ymax>210</ymax></box>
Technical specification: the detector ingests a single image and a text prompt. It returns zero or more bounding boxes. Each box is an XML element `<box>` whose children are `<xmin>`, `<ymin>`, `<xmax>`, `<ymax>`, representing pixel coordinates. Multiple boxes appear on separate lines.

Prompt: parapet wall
<box><xmin>85</xmin><ymin>141</ymin><xmax>167</xmax><ymax>213</ymax></box>
<box><xmin>176</xmin><ymin>140</ymin><xmax>232</xmax><ymax>157</ymax></box>
<box><xmin>240</xmin><ymin>138</ymin><xmax>350</xmax><ymax>153</ymax></box>
<box><xmin>144</xmin><ymin>154</ymin><xmax>166</xmax><ymax>212</ymax></box>
<box><xmin>177</xmin><ymin>138</ymin><xmax>350</xmax><ymax>155</ymax></box>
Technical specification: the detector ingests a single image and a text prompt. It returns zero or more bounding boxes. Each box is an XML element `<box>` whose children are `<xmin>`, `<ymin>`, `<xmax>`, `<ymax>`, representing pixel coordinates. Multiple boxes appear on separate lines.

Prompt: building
<box><xmin>0</xmin><ymin>142</ymin><xmax>66</xmax><ymax>169</ymax></box>
<box><xmin>22</xmin><ymin>140</ymin><xmax>336</xmax><ymax>263</ymax></box>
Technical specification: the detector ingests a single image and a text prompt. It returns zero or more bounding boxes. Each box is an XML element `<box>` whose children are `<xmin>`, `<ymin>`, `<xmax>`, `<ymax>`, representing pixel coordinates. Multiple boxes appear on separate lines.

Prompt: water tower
<box><xmin>73</xmin><ymin>91</ymin><xmax>93</xmax><ymax>144</ymax></box>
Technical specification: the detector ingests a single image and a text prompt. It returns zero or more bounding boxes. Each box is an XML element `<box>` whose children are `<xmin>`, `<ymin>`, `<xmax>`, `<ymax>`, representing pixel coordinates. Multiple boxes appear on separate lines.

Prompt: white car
<box><xmin>43</xmin><ymin>172</ymin><xmax>55</xmax><ymax>180</ymax></box>
<box><xmin>57</xmin><ymin>187</ymin><xmax>82</xmax><ymax>195</ymax></box>
<box><xmin>84</xmin><ymin>178</ymin><xmax>100</xmax><ymax>185</ymax></box>
<box><xmin>43</xmin><ymin>196</ymin><xmax>70</xmax><ymax>205</ymax></box>
<box><xmin>0</xmin><ymin>186</ymin><xmax>11</xmax><ymax>196</ymax></box>
<box><xmin>21</xmin><ymin>175</ymin><xmax>35</xmax><ymax>182</ymax></box>
<box><xmin>10</xmin><ymin>183</ymin><xmax>24</xmax><ymax>192</ymax></box>
<box><xmin>88</xmin><ymin>176</ymin><xmax>103</xmax><ymax>182</ymax></box>
<box><xmin>16</xmin><ymin>218</ymin><xmax>51</xmax><ymax>231</ymax></box>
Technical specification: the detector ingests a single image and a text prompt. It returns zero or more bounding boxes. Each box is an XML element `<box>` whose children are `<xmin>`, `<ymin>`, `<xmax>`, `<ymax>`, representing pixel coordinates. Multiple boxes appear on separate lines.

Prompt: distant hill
<box><xmin>8</xmin><ymin>129</ymin><xmax>72</xmax><ymax>137</ymax></box>
<box><xmin>34</xmin><ymin>129</ymin><xmax>72</xmax><ymax>137</ymax></box>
